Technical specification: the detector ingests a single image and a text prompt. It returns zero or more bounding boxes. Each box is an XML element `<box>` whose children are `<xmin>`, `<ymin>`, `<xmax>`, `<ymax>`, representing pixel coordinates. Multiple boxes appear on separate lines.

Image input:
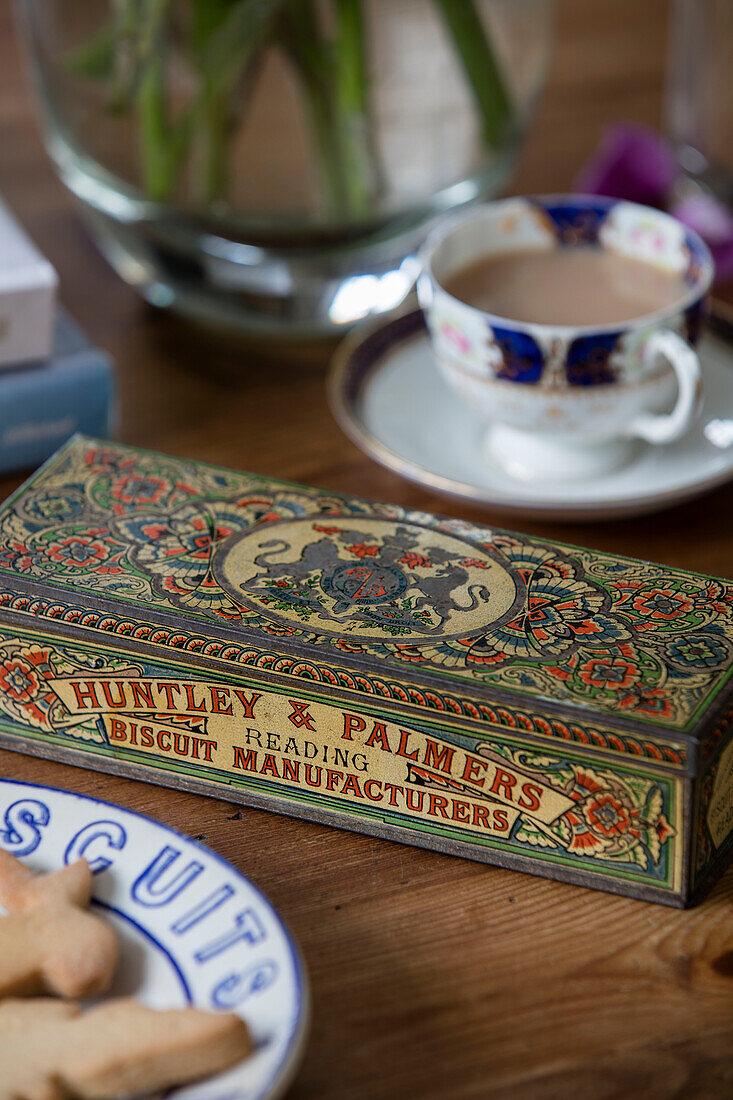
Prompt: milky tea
<box><xmin>442</xmin><ymin>245</ymin><xmax>688</xmax><ymax>326</ymax></box>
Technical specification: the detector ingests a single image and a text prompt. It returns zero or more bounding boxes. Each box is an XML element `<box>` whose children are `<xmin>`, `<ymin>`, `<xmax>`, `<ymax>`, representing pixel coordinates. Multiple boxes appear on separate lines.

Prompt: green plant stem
<box><xmin>302</xmin><ymin>65</ymin><xmax>348</xmax><ymax>217</ymax></box>
<box><xmin>65</xmin><ymin>23</ymin><xmax>118</xmax><ymax>80</ymax></box>
<box><xmin>334</xmin><ymin>0</ymin><xmax>372</xmax><ymax>216</ymax></box>
<box><xmin>196</xmin><ymin>81</ymin><xmax>229</xmax><ymax>205</ymax></box>
<box><xmin>188</xmin><ymin>0</ymin><xmax>279</xmax><ymax>206</ymax></box>
<box><xmin>335</xmin><ymin>0</ymin><xmax>367</xmax><ymax>111</ymax></box>
<box><xmin>279</xmin><ymin>0</ymin><xmax>348</xmax><ymax>216</ymax></box>
<box><xmin>65</xmin><ymin>0</ymin><xmax>143</xmax><ymax>112</ymax></box>
<box><xmin>136</xmin><ymin>0</ymin><xmax>176</xmax><ymax>201</ymax></box>
<box><xmin>434</xmin><ymin>0</ymin><xmax>513</xmax><ymax>149</ymax></box>
<box><xmin>138</xmin><ymin>50</ymin><xmax>171</xmax><ymax>201</ymax></box>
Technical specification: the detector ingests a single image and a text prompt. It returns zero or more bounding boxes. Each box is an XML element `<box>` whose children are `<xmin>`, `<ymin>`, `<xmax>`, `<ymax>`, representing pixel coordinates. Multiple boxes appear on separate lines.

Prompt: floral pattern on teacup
<box><xmin>438</xmin><ymin>319</ymin><xmax>472</xmax><ymax>356</ymax></box>
<box><xmin>599</xmin><ymin>203</ymin><xmax>687</xmax><ymax>273</ymax></box>
<box><xmin>430</xmin><ymin>298</ymin><xmax>500</xmax><ymax>377</ymax></box>
<box><xmin>612</xmin><ymin>311</ymin><xmax>691</xmax><ymax>379</ymax></box>
<box><xmin>612</xmin><ymin>326</ymin><xmax>654</xmax><ymax>377</ymax></box>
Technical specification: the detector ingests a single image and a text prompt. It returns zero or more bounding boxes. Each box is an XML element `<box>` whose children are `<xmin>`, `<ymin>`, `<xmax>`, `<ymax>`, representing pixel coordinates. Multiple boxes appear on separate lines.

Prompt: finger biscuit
<box><xmin>0</xmin><ymin>997</ymin><xmax>253</xmax><ymax>1100</ymax></box>
<box><xmin>0</xmin><ymin>851</ymin><xmax>118</xmax><ymax>998</ymax></box>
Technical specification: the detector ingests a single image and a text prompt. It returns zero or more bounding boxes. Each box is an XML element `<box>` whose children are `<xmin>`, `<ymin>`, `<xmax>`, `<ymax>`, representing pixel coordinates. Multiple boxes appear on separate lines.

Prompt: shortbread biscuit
<box><xmin>0</xmin><ymin>850</ymin><xmax>118</xmax><ymax>998</ymax></box>
<box><xmin>0</xmin><ymin>997</ymin><xmax>253</xmax><ymax>1100</ymax></box>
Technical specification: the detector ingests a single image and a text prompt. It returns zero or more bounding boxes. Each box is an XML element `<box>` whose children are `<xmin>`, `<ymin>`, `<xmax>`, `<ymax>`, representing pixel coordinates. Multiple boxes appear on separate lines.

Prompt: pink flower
<box><xmin>440</xmin><ymin>323</ymin><xmax>471</xmax><ymax>354</ymax></box>
<box><xmin>574</xmin><ymin>124</ymin><xmax>677</xmax><ymax>207</ymax></box>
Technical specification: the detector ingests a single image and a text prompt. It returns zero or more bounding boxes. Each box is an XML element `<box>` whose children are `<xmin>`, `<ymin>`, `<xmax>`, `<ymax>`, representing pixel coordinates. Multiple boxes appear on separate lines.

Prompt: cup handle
<box><xmin>626</xmin><ymin>329</ymin><xmax>703</xmax><ymax>445</ymax></box>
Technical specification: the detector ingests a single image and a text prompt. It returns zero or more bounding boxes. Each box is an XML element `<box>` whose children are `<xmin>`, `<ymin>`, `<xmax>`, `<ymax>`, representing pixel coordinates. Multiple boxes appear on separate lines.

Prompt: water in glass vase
<box><xmin>19</xmin><ymin>0</ymin><xmax>552</xmax><ymax>337</ymax></box>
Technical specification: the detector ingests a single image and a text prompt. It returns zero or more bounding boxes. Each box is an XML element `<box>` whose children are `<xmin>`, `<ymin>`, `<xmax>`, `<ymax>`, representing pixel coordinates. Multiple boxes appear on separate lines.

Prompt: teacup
<box><xmin>417</xmin><ymin>195</ymin><xmax>714</xmax><ymax>480</ymax></box>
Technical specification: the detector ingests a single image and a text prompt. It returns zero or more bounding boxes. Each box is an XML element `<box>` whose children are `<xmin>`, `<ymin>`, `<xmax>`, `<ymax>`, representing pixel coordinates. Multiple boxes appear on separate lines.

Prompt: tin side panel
<box><xmin>0</xmin><ymin>623</ymin><xmax>685</xmax><ymax>904</ymax></box>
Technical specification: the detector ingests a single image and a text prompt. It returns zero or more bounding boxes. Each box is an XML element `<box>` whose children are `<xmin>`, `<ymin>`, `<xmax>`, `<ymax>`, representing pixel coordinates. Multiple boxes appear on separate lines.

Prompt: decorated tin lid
<box><xmin>0</xmin><ymin>435</ymin><xmax>731</xmax><ymax>756</ymax></box>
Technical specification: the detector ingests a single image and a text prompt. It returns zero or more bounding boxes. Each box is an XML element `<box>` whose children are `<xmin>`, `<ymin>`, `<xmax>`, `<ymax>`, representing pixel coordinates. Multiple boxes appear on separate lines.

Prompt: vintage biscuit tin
<box><xmin>0</xmin><ymin>435</ymin><xmax>730</xmax><ymax>906</ymax></box>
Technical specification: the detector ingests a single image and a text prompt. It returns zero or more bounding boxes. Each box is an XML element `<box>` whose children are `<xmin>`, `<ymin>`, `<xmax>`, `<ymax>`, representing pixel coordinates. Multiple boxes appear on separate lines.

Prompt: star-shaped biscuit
<box><xmin>0</xmin><ymin>850</ymin><xmax>119</xmax><ymax>998</ymax></box>
<box><xmin>0</xmin><ymin>997</ymin><xmax>252</xmax><ymax>1100</ymax></box>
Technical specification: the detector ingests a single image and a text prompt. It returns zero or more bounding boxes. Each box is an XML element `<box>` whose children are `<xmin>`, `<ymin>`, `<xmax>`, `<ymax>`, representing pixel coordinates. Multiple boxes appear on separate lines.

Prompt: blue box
<box><xmin>0</xmin><ymin>310</ymin><xmax>115</xmax><ymax>475</ymax></box>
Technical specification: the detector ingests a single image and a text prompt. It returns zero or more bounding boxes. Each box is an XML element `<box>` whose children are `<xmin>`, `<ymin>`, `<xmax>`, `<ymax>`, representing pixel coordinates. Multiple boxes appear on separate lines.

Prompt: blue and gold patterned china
<box><xmin>417</xmin><ymin>196</ymin><xmax>714</xmax><ymax>480</ymax></box>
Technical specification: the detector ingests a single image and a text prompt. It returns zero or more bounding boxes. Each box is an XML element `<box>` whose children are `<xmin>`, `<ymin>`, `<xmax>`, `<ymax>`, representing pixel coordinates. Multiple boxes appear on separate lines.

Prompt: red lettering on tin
<box><xmin>232</xmin><ymin>689</ymin><xmax>261</xmax><ymax>718</ymax></box>
<box><xmin>108</xmin><ymin>717</ymin><xmax>127</xmax><ymax>741</ymax></box>
<box><xmin>130</xmin><ymin>681</ymin><xmax>155</xmax><ymax>709</ymax></box>
<box><xmin>288</xmin><ymin>700</ymin><xmax>316</xmax><ymax>731</ymax></box>
<box><xmin>342</xmin><ymin>713</ymin><xmax>366</xmax><ymax>741</ymax></box>
<box><xmin>518</xmin><ymin>782</ymin><xmax>543</xmax><ymax>812</ymax></box>
<box><xmin>71</xmin><ymin>681</ymin><xmax>101</xmax><ymax>710</ymax></box>
<box><xmin>340</xmin><ymin>773</ymin><xmax>364</xmax><ymax>798</ymax></box>
<box><xmin>233</xmin><ymin>747</ymin><xmax>258</xmax><ymax>771</ymax></box>
<box><xmin>396</xmin><ymin>729</ymin><xmax>419</xmax><ymax>761</ymax></box>
<box><xmin>260</xmin><ymin>754</ymin><xmax>280</xmax><ymax>777</ymax></box>
<box><xmin>489</xmin><ymin>767</ymin><xmax>516</xmax><ymax>802</ymax></box>
<box><xmin>101</xmin><ymin>681</ymin><xmax>126</xmax><ymax>708</ymax></box>
<box><xmin>365</xmin><ymin>722</ymin><xmax>391</xmax><ymax>752</ymax></box>
<box><xmin>209</xmin><ymin>687</ymin><xmax>233</xmax><ymax>715</ymax></box>
<box><xmin>184</xmin><ymin>685</ymin><xmax>208</xmax><ymax>712</ymax></box>
<box><xmin>422</xmin><ymin>738</ymin><xmax>455</xmax><ymax>776</ymax></box>
<box><xmin>461</xmin><ymin>754</ymin><xmax>488</xmax><ymax>787</ymax></box>
<box><xmin>157</xmin><ymin>682</ymin><xmax>182</xmax><ymax>709</ymax></box>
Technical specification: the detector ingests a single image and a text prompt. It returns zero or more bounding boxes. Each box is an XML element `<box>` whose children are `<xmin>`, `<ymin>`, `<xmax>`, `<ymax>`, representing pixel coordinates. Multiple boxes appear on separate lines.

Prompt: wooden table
<box><xmin>1</xmin><ymin>1</ymin><xmax>732</xmax><ymax>1096</ymax></box>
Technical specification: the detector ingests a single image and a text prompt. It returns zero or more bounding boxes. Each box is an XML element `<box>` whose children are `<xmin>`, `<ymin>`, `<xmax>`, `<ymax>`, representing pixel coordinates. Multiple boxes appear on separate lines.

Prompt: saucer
<box><xmin>328</xmin><ymin>310</ymin><xmax>733</xmax><ymax>521</ymax></box>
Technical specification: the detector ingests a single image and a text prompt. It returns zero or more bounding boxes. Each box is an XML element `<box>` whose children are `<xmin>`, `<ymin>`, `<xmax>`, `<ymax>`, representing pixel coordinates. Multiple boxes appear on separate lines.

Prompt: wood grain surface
<box><xmin>1</xmin><ymin>1</ymin><xmax>732</xmax><ymax>1097</ymax></box>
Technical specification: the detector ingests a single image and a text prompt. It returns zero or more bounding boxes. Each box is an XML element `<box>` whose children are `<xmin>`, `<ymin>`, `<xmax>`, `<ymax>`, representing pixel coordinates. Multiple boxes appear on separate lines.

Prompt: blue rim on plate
<box><xmin>0</xmin><ymin>778</ymin><xmax>309</xmax><ymax>1100</ymax></box>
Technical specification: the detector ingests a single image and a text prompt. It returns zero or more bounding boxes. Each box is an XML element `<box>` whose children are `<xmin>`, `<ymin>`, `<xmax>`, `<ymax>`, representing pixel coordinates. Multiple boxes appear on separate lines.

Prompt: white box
<box><xmin>0</xmin><ymin>196</ymin><xmax>57</xmax><ymax>367</ymax></box>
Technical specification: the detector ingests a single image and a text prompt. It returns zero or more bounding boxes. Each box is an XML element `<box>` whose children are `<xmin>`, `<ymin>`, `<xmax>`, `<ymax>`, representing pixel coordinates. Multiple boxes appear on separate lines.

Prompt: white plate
<box><xmin>328</xmin><ymin>310</ymin><xmax>733</xmax><ymax>521</ymax></box>
<box><xmin>0</xmin><ymin>779</ymin><xmax>308</xmax><ymax>1100</ymax></box>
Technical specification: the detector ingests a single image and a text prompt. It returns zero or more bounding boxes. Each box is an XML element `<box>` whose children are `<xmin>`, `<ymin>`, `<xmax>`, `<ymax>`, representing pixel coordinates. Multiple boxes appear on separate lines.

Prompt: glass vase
<box><xmin>18</xmin><ymin>0</ymin><xmax>552</xmax><ymax>338</ymax></box>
